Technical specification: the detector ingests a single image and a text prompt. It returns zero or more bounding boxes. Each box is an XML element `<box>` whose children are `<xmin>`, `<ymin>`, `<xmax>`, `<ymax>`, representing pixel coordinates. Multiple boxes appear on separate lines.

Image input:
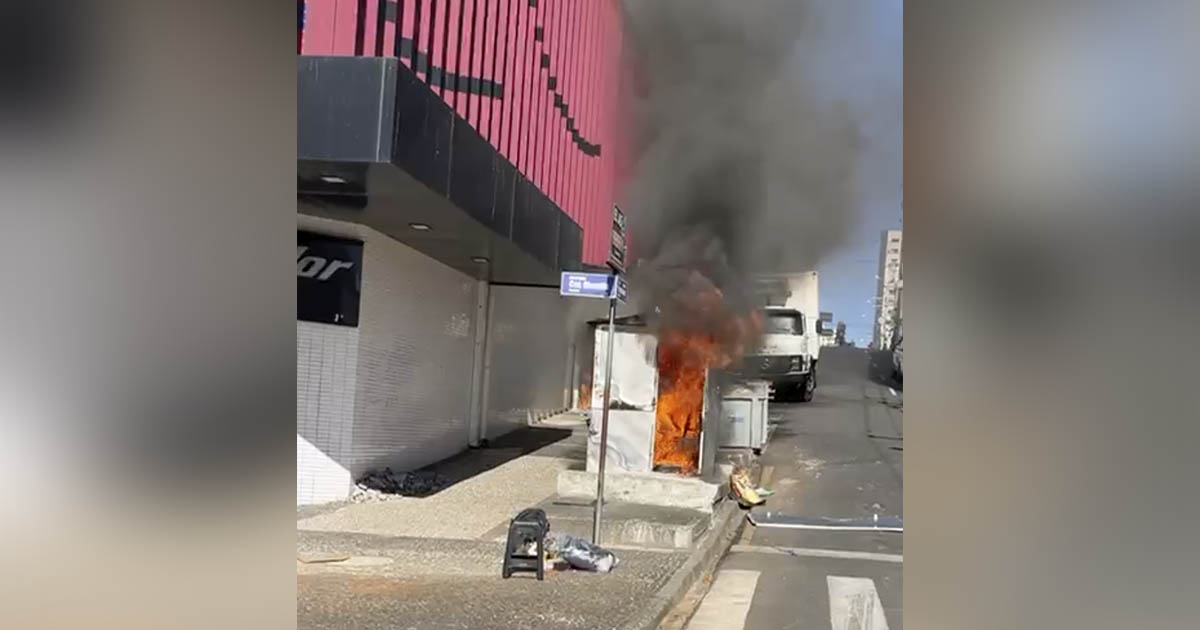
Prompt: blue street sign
<box><xmin>560</xmin><ymin>271</ymin><xmax>629</xmax><ymax>302</ymax></box>
<box><xmin>560</xmin><ymin>272</ymin><xmax>614</xmax><ymax>298</ymax></box>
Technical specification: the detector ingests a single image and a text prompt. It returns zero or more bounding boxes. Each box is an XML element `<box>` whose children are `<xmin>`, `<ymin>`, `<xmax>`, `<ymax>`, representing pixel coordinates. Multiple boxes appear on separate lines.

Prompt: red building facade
<box><xmin>300</xmin><ymin>0</ymin><xmax>630</xmax><ymax>266</ymax></box>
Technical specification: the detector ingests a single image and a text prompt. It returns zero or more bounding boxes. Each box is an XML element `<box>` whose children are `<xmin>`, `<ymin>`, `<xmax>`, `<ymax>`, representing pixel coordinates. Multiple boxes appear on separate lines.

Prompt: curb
<box><xmin>619</xmin><ymin>498</ymin><xmax>745</xmax><ymax>630</ymax></box>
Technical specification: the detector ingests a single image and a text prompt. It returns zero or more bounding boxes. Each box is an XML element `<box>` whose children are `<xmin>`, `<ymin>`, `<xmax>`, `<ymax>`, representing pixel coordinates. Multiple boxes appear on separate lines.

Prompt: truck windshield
<box><xmin>764</xmin><ymin>313</ymin><xmax>803</xmax><ymax>335</ymax></box>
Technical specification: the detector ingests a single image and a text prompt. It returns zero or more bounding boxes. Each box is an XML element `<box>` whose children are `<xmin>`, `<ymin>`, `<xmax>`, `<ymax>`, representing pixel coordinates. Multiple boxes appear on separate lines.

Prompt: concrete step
<box><xmin>547</xmin><ymin>499</ymin><xmax>712</xmax><ymax>550</ymax></box>
<box><xmin>532</xmin><ymin>410</ymin><xmax>591</xmax><ymax>430</ymax></box>
<box><xmin>557</xmin><ymin>469</ymin><xmax>725</xmax><ymax>513</ymax></box>
<box><xmin>482</xmin><ymin>498</ymin><xmax>712</xmax><ymax>550</ymax></box>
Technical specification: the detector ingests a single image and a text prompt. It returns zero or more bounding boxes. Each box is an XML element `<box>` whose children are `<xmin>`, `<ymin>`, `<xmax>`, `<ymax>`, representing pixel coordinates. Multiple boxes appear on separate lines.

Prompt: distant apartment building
<box><xmin>894</xmin><ymin>272</ymin><xmax>903</xmax><ymax>339</ymax></box>
<box><xmin>873</xmin><ymin>229</ymin><xmax>902</xmax><ymax>349</ymax></box>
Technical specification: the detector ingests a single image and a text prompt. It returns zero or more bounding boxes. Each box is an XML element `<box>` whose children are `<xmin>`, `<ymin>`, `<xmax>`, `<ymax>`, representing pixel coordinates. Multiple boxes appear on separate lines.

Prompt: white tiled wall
<box><xmin>350</xmin><ymin>223</ymin><xmax>477</xmax><ymax>476</ymax></box>
<box><xmin>296</xmin><ymin>321</ymin><xmax>359</xmax><ymax>505</ymax></box>
<box><xmin>296</xmin><ymin>213</ymin><xmax>593</xmax><ymax>504</ymax></box>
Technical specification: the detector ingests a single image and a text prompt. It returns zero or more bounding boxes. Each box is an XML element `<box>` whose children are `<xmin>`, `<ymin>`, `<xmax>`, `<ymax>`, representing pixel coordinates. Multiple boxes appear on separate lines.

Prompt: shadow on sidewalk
<box><xmin>411</xmin><ymin>425</ymin><xmax>580</xmax><ymax>497</ymax></box>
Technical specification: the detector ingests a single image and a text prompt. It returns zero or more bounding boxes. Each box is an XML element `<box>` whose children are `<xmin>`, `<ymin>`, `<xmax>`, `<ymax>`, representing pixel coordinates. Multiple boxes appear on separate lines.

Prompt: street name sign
<box><xmin>613</xmin><ymin>274</ymin><xmax>628</xmax><ymax>303</ymax></box>
<box><xmin>560</xmin><ymin>271</ymin><xmax>627</xmax><ymax>303</ymax></box>
<box><xmin>560</xmin><ymin>272</ymin><xmax>613</xmax><ymax>298</ymax></box>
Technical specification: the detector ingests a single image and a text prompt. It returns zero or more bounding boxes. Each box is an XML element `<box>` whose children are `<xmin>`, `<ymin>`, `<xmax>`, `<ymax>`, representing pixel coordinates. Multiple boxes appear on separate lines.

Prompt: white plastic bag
<box><xmin>548</xmin><ymin>533</ymin><xmax>619</xmax><ymax>573</ymax></box>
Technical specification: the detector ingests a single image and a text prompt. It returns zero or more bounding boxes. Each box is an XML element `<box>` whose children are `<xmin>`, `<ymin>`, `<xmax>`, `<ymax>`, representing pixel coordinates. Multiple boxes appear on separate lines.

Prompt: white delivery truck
<box><xmin>739</xmin><ymin>271</ymin><xmax>824</xmax><ymax>402</ymax></box>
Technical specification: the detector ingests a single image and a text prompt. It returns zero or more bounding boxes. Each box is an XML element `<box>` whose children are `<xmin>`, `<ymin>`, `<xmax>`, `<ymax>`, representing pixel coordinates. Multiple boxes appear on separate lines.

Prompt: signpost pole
<box><xmin>593</xmin><ymin>286</ymin><xmax>617</xmax><ymax>544</ymax></box>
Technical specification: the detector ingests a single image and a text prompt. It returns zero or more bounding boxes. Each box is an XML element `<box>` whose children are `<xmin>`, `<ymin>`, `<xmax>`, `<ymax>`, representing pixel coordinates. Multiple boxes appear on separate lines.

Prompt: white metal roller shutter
<box><xmin>485</xmin><ymin>285</ymin><xmax>571</xmax><ymax>439</ymax></box>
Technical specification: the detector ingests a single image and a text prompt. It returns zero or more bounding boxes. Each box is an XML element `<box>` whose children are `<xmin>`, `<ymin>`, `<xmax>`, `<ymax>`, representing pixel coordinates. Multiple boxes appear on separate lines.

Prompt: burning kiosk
<box><xmin>586</xmin><ymin>315</ymin><xmax>723</xmax><ymax>478</ymax></box>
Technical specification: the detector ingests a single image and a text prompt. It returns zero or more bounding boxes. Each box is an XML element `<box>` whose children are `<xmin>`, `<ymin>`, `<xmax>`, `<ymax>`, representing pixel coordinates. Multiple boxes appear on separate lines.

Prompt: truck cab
<box><xmin>736</xmin><ymin>271</ymin><xmax>822</xmax><ymax>401</ymax></box>
<box><xmin>739</xmin><ymin>307</ymin><xmax>819</xmax><ymax>402</ymax></box>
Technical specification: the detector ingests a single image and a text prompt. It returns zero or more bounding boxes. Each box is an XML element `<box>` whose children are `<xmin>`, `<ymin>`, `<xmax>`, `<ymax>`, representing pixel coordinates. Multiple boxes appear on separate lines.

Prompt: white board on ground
<box><xmin>827</xmin><ymin>575</ymin><xmax>890</xmax><ymax>630</ymax></box>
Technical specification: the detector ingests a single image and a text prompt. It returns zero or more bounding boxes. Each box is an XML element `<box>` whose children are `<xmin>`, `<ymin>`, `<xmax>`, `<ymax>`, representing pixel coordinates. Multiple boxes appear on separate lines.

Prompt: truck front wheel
<box><xmin>798</xmin><ymin>372</ymin><xmax>816</xmax><ymax>402</ymax></box>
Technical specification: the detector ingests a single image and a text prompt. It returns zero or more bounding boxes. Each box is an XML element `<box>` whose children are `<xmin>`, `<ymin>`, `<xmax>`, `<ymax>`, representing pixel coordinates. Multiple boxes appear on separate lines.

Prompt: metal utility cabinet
<box><xmin>586</xmin><ymin>325</ymin><xmax>659</xmax><ymax>473</ymax></box>
<box><xmin>719</xmin><ymin>380</ymin><xmax>771</xmax><ymax>452</ymax></box>
<box><xmin>585</xmin><ymin>321</ymin><xmax>721</xmax><ymax>477</ymax></box>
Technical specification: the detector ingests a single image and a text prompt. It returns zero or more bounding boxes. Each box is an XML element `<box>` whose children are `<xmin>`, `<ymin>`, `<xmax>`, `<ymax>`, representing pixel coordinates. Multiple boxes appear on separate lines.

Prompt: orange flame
<box><xmin>652</xmin><ymin>292</ymin><xmax>765</xmax><ymax>475</ymax></box>
<box><xmin>652</xmin><ymin>335</ymin><xmax>713</xmax><ymax>474</ymax></box>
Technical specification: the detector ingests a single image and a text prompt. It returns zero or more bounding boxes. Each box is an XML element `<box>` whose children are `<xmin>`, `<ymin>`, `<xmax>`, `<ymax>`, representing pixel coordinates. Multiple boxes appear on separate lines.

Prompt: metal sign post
<box><xmin>559</xmin><ymin>270</ymin><xmax>626</xmax><ymax>544</ymax></box>
<box><xmin>593</xmin><ymin>291</ymin><xmax>617</xmax><ymax>544</ymax></box>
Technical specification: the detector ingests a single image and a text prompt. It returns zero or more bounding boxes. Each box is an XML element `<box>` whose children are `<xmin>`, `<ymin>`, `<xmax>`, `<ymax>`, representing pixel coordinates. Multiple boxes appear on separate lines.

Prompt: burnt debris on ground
<box><xmin>350</xmin><ymin>467</ymin><xmax>451</xmax><ymax>502</ymax></box>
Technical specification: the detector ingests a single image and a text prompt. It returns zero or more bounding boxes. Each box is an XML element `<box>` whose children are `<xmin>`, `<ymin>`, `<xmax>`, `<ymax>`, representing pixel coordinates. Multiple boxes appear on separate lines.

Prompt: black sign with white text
<box><xmin>298</xmin><ymin>231</ymin><xmax>363</xmax><ymax>327</ymax></box>
<box><xmin>607</xmin><ymin>205</ymin><xmax>627</xmax><ymax>272</ymax></box>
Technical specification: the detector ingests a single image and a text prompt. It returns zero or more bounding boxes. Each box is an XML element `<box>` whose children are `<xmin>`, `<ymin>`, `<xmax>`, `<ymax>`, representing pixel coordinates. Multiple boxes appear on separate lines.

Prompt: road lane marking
<box><xmin>748</xmin><ymin>512</ymin><xmax>903</xmax><ymax>532</ymax></box>
<box><xmin>888</xmin><ymin>387</ymin><xmax>897</xmax><ymax>397</ymax></box>
<box><xmin>827</xmin><ymin>575</ymin><xmax>890</xmax><ymax>630</ymax></box>
<box><xmin>685</xmin><ymin>570</ymin><xmax>760</xmax><ymax>630</ymax></box>
<box><xmin>738</xmin><ymin>465</ymin><xmax>775</xmax><ymax>545</ymax></box>
<box><xmin>730</xmin><ymin>544</ymin><xmax>902</xmax><ymax>564</ymax></box>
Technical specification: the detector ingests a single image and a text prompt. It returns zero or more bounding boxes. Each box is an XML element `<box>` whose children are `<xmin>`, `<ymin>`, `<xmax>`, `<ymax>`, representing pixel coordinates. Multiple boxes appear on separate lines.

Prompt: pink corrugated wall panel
<box><xmin>550</xmin><ymin>0</ymin><xmax>568</xmax><ymax>210</ymax></box>
<box><xmin>598</xmin><ymin>3</ymin><xmax>620</xmax><ymax>266</ymax></box>
<box><xmin>444</xmin><ymin>0</ymin><xmax>462</xmax><ymax>108</ymax></box>
<box><xmin>584</xmin><ymin>2</ymin><xmax>604</xmax><ymax>264</ymax></box>
<box><xmin>300</xmin><ymin>0</ymin><xmax>354</xmax><ymax>55</ymax></box>
<box><xmin>564</xmin><ymin>1</ymin><xmax>581</xmax><ymax>222</ymax></box>
<box><xmin>524</xmin><ymin>0</ymin><xmax>541</xmax><ymax>182</ymax></box>
<box><xmin>398</xmin><ymin>1</ymin><xmax>415</xmax><ymax>67</ymax></box>
<box><xmin>531</xmin><ymin>0</ymin><xmax>551</xmax><ymax>193</ymax></box>
<box><xmin>485</xmin><ymin>0</ymin><xmax>507</xmax><ymax>150</ymax></box>
<box><xmin>554</xmin><ymin>0</ymin><xmax>570</xmax><ymax>202</ymax></box>
<box><xmin>433</xmin><ymin>0</ymin><xmax>450</xmax><ymax>96</ymax></box>
<box><xmin>416</xmin><ymin>1</ymin><xmax>432</xmax><ymax>81</ymax></box>
<box><xmin>467</xmin><ymin>0</ymin><xmax>486</xmax><ymax>130</ymax></box>
<box><xmin>583</xmin><ymin>0</ymin><xmax>597</xmax><ymax>246</ymax></box>
<box><xmin>478</xmin><ymin>0</ymin><xmax>495</xmax><ymax>142</ymax></box>
<box><xmin>512</xmin><ymin>1</ymin><xmax>527</xmax><ymax>174</ymax></box>
<box><xmin>499</xmin><ymin>0</ymin><xmax>519</xmax><ymax>156</ymax></box>
<box><xmin>539</xmin><ymin>0</ymin><xmax>555</xmax><ymax>198</ymax></box>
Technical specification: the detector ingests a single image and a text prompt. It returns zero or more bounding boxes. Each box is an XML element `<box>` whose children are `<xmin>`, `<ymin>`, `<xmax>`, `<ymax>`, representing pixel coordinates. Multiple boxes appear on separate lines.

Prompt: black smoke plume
<box><xmin>622</xmin><ymin>0</ymin><xmax>867</xmax><ymax>344</ymax></box>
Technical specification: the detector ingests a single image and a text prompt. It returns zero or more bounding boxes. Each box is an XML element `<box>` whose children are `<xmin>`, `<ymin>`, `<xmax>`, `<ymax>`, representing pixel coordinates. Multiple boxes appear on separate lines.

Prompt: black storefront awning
<box><xmin>298</xmin><ymin>56</ymin><xmax>581</xmax><ymax>285</ymax></box>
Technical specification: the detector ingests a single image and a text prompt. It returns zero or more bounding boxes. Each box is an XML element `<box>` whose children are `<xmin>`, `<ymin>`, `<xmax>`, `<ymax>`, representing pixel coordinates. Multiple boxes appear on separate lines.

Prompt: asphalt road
<box><xmin>687</xmin><ymin>347</ymin><xmax>903</xmax><ymax>630</ymax></box>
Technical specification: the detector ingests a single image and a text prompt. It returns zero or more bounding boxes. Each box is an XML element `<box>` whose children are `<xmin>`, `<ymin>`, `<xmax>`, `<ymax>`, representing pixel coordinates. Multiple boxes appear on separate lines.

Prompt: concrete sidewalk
<box><xmin>297</xmin><ymin>412</ymin><xmax>748</xmax><ymax>630</ymax></box>
<box><xmin>299</xmin><ymin>531</ymin><xmax>691</xmax><ymax>630</ymax></box>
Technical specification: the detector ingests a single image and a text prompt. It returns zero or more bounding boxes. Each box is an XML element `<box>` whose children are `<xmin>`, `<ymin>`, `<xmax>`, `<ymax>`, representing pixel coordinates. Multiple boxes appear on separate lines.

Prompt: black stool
<box><xmin>502</xmin><ymin>507</ymin><xmax>549</xmax><ymax>580</ymax></box>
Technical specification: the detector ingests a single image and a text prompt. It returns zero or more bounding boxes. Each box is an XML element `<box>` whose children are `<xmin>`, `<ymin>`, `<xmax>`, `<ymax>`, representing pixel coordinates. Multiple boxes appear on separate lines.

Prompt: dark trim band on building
<box><xmin>489</xmin><ymin>281</ymin><xmax>560</xmax><ymax>289</ymax></box>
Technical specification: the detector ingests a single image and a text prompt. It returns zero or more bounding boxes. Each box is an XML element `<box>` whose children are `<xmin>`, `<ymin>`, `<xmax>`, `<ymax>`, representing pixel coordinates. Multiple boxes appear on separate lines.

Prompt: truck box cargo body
<box><xmin>741</xmin><ymin>271</ymin><xmax>822</xmax><ymax>402</ymax></box>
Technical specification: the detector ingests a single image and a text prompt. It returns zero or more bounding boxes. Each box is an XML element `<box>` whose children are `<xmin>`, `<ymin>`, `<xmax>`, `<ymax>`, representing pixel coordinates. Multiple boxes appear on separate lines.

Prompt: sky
<box><xmin>806</xmin><ymin>0</ymin><xmax>902</xmax><ymax>345</ymax></box>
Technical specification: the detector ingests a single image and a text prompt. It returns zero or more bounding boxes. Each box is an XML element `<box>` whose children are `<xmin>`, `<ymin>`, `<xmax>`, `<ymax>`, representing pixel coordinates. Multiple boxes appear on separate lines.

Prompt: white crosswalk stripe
<box><xmin>685</xmin><ymin>569</ymin><xmax>760</xmax><ymax>630</ymax></box>
<box><xmin>827</xmin><ymin>576</ymin><xmax>890</xmax><ymax>630</ymax></box>
<box><xmin>683</xmin><ymin>570</ymin><xmax>893</xmax><ymax>630</ymax></box>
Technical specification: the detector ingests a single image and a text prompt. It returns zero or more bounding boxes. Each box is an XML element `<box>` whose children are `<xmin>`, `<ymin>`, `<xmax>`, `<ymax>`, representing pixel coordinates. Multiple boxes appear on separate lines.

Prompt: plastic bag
<box><xmin>547</xmin><ymin>533</ymin><xmax>619</xmax><ymax>573</ymax></box>
<box><xmin>730</xmin><ymin>466</ymin><xmax>765</xmax><ymax>507</ymax></box>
